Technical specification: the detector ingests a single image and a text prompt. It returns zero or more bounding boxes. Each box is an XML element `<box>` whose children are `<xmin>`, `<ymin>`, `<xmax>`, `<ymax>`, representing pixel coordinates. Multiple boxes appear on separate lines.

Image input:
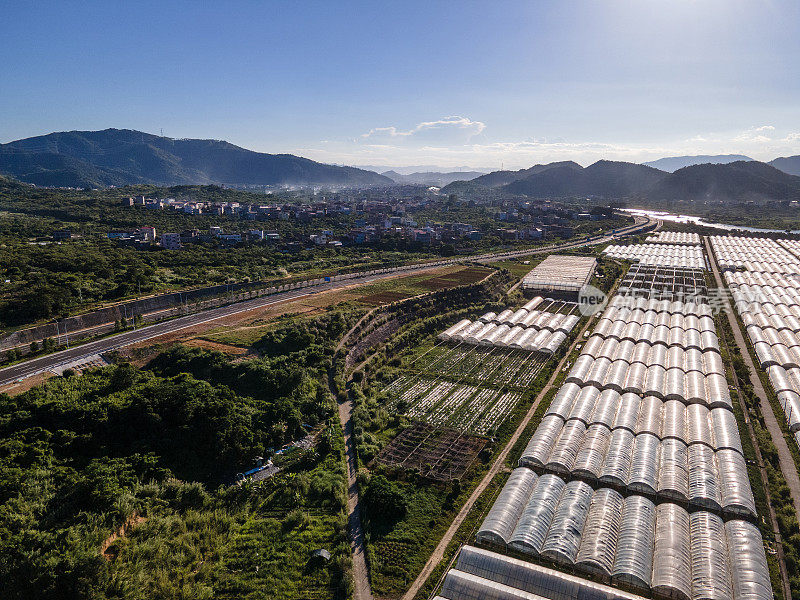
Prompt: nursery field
<box><xmin>376</xmin><ymin>422</ymin><xmax>486</xmax><ymax>481</ymax></box>
<box><xmin>383</xmin><ymin>344</ymin><xmax>547</xmax><ymax>435</ymax></box>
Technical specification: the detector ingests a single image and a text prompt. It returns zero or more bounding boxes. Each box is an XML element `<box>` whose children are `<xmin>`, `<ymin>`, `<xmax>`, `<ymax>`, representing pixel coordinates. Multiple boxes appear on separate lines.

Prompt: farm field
<box><xmin>490</xmin><ymin>255</ymin><xmax>546</xmax><ymax>278</ymax></box>
<box><xmin>384</xmin><ymin>344</ymin><xmax>547</xmax><ymax>435</ymax></box>
<box><xmin>376</xmin><ymin>422</ymin><xmax>486</xmax><ymax>481</ymax></box>
<box><xmin>354</xmin><ymin>265</ymin><xmax>492</xmax><ymax>305</ymax></box>
<box><xmin>402</xmin><ymin>344</ymin><xmax>549</xmax><ymax>388</ymax></box>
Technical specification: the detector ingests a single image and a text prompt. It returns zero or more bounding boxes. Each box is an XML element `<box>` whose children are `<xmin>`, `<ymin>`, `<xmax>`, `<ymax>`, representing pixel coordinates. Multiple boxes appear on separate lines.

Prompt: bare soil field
<box><xmin>183</xmin><ymin>338</ymin><xmax>251</xmax><ymax>356</ymax></box>
<box><xmin>0</xmin><ymin>371</ymin><xmax>52</xmax><ymax>396</ymax></box>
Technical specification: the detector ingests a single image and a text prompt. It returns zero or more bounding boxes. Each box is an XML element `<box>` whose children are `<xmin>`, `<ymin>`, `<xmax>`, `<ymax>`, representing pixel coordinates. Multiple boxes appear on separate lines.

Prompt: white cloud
<box><xmin>289</xmin><ymin>121</ymin><xmax>800</xmax><ymax>169</ymax></box>
<box><xmin>360</xmin><ymin>116</ymin><xmax>486</xmax><ymax>145</ymax></box>
<box><xmin>735</xmin><ymin>125</ymin><xmax>776</xmax><ymax>143</ymax></box>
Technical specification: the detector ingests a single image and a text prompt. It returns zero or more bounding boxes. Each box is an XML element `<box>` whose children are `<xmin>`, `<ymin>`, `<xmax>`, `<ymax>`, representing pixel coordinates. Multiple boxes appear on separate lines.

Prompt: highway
<box><xmin>0</xmin><ymin>215</ymin><xmax>655</xmax><ymax>386</ymax></box>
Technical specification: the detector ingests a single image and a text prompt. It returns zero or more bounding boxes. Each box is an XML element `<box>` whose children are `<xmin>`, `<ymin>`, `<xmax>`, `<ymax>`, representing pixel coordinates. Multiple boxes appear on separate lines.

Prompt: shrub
<box><xmin>282</xmin><ymin>508</ymin><xmax>309</xmax><ymax>531</ymax></box>
<box><xmin>363</xmin><ymin>475</ymin><xmax>407</xmax><ymax>524</ymax></box>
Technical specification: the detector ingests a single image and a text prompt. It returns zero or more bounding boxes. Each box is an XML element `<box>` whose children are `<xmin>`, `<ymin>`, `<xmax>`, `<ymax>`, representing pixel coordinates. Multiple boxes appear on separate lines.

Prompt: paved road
<box><xmin>705</xmin><ymin>237</ymin><xmax>800</xmax><ymax>524</ymax></box>
<box><xmin>0</xmin><ymin>272</ymin><xmax>398</xmax><ymax>386</ymax></box>
<box><xmin>0</xmin><ymin>216</ymin><xmax>655</xmax><ymax>387</ymax></box>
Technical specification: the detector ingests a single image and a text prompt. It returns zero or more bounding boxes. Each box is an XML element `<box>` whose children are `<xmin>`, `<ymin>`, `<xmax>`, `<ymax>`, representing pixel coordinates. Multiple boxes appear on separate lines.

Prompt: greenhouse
<box><xmin>442</xmin><ymin>545</ymin><xmax>648</xmax><ymax>600</ymax></box>
<box><xmin>710</xmin><ymin>235</ymin><xmax>800</xmax><ymax>274</ymax></box>
<box><xmin>602</xmin><ymin>243</ymin><xmax>706</xmax><ymax>270</ymax></box>
<box><xmin>646</xmin><ymin>231</ymin><xmax>702</xmax><ymax>245</ymax></box>
<box><xmin>521</xmin><ymin>255</ymin><xmax>598</xmax><ymax>297</ymax></box>
<box><xmin>718</xmin><ymin>246</ymin><xmax>800</xmax><ymax>451</ymax></box>
<box><xmin>519</xmin><ymin>373</ymin><xmax>751</xmax><ymax>512</ymax></box>
<box><xmin>445</xmin><ymin>253</ymin><xmax>773</xmax><ymax>600</ymax></box>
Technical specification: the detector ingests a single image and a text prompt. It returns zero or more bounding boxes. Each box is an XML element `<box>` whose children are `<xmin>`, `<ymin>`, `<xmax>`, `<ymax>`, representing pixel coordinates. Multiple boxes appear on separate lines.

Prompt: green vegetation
<box><xmin>0</xmin><ymin>310</ymin><xmax>361</xmax><ymax>599</ymax></box>
<box><xmin>0</xmin><ymin>232</ymin><xmax>430</xmax><ymax>328</ymax></box>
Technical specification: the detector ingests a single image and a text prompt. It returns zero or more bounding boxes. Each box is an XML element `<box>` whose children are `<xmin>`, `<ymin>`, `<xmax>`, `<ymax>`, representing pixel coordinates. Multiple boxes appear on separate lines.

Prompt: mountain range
<box><xmin>355</xmin><ymin>164</ymin><xmax>491</xmax><ymax>176</ymax></box>
<box><xmin>380</xmin><ymin>170</ymin><xmax>486</xmax><ymax>186</ymax></box>
<box><xmin>441</xmin><ymin>159</ymin><xmax>800</xmax><ymax>202</ymax></box>
<box><xmin>2</xmin><ymin>129</ymin><xmax>800</xmax><ymax>201</ymax></box>
<box><xmin>642</xmin><ymin>154</ymin><xmax>753</xmax><ymax>172</ymax></box>
<box><xmin>768</xmin><ymin>156</ymin><xmax>800</xmax><ymax>177</ymax></box>
<box><xmin>0</xmin><ymin>129</ymin><xmax>392</xmax><ymax>188</ymax></box>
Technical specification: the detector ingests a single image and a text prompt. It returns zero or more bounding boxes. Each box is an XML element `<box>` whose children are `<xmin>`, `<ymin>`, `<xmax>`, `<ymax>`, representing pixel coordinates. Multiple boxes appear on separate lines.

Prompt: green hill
<box><xmin>0</xmin><ymin>129</ymin><xmax>392</xmax><ymax>188</ymax></box>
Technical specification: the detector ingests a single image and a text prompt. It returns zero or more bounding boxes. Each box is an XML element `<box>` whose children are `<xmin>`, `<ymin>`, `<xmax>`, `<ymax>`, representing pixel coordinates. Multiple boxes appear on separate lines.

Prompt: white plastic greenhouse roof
<box><xmin>437</xmin><ymin>299</ymin><xmax>579</xmax><ymax>353</ymax></box>
<box><xmin>469</xmin><ymin>472</ymin><xmax>769</xmax><ymax>600</ymax></box>
<box><xmin>602</xmin><ymin>243</ymin><xmax>706</xmax><ymax>270</ymax></box>
<box><xmin>441</xmin><ymin>546</ymin><xmax>649</xmax><ymax>600</ymax></box>
<box><xmin>718</xmin><ymin>240</ymin><xmax>800</xmax><ymax>454</ymax></box>
<box><xmin>522</xmin><ymin>255</ymin><xmax>597</xmax><ymax>293</ymax></box>
<box><xmin>447</xmin><ymin>262</ymin><xmax>772</xmax><ymax>600</ymax></box>
<box><xmin>710</xmin><ymin>235</ymin><xmax>800</xmax><ymax>274</ymax></box>
<box><xmin>444</xmin><ymin>526</ymin><xmax>770</xmax><ymax>600</ymax></box>
<box><xmin>645</xmin><ymin>231</ymin><xmax>701</xmax><ymax>246</ymax></box>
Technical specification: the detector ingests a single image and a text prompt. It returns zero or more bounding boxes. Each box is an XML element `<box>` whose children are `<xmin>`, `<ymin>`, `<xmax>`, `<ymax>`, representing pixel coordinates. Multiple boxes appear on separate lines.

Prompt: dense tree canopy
<box><xmin>0</xmin><ymin>311</ymin><xmax>357</xmax><ymax>599</ymax></box>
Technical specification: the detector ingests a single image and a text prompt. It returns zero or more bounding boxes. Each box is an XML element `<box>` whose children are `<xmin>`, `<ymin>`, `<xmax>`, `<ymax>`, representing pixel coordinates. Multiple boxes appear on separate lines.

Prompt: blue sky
<box><xmin>2</xmin><ymin>0</ymin><xmax>800</xmax><ymax>168</ymax></box>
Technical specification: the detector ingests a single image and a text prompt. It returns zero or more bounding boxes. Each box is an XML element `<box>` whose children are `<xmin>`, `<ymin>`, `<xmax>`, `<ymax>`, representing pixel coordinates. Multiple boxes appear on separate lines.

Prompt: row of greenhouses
<box><xmin>778</xmin><ymin>237</ymin><xmax>800</xmax><ymax>256</ymax></box>
<box><xmin>602</xmin><ymin>243</ymin><xmax>706</xmax><ymax>270</ymax></box>
<box><xmin>439</xmin><ymin>256</ymin><xmax>771</xmax><ymax>600</ymax></box>
<box><xmin>581</xmin><ymin>335</ymin><xmax>724</xmax><ymax>374</ymax></box>
<box><xmin>462</xmin><ymin>309</ymin><xmax>579</xmax><ymax>335</ymax></box>
<box><xmin>441</xmin><ymin>321</ymin><xmax>572</xmax><ymax>353</ymax></box>
<box><xmin>710</xmin><ymin>235</ymin><xmax>800</xmax><ymax>274</ymax></box>
<box><xmin>436</xmin><ymin>545</ymin><xmax>658</xmax><ymax>600</ymax></box>
<box><xmin>565</xmin><ymin>354</ymin><xmax>731</xmax><ymax>407</ymax></box>
<box><xmin>646</xmin><ymin>231</ymin><xmax>702</xmax><ymax>245</ymax></box>
<box><xmin>519</xmin><ymin>413</ymin><xmax>754</xmax><ymax>514</ymax></box>
<box><xmin>722</xmin><ymin>259</ymin><xmax>800</xmax><ymax>451</ymax></box>
<box><xmin>528</xmin><ymin>282</ymin><xmax>751</xmax><ymax>512</ymax></box>
<box><xmin>472</xmin><ymin>470</ymin><xmax>769</xmax><ymax>600</ymax></box>
<box><xmin>591</xmin><ymin>321</ymin><xmax>720</xmax><ymax>350</ymax></box>
<box><xmin>606</xmin><ymin>295</ymin><xmax>714</xmax><ymax>316</ymax></box>
<box><xmin>544</xmin><ymin>383</ymin><xmax>741</xmax><ymax>450</ymax></box>
<box><xmin>439</xmin><ymin>300</ymin><xmax>579</xmax><ymax>353</ymax></box>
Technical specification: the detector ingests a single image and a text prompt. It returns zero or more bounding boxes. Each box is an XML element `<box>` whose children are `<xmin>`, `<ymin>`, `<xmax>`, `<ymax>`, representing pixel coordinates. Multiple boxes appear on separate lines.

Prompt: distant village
<box><xmin>45</xmin><ymin>195</ymin><xmax>612</xmax><ymax>251</ymax></box>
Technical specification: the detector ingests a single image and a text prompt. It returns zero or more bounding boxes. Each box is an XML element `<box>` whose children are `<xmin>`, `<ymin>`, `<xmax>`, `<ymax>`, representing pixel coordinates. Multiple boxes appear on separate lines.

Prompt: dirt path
<box><xmin>336</xmin><ymin>391</ymin><xmax>374</xmax><ymax>600</ymax></box>
<box><xmin>705</xmin><ymin>237</ymin><xmax>800</xmax><ymax>522</ymax></box>
<box><xmin>400</xmin><ymin>315</ymin><xmax>595</xmax><ymax>600</ymax></box>
<box><xmin>336</xmin><ymin>309</ymin><xmax>376</xmax><ymax>354</ymax></box>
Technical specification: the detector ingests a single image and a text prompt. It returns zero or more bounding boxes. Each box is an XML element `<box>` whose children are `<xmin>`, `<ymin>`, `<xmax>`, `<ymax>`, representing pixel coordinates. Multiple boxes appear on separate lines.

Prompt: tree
<box><xmin>363</xmin><ymin>475</ymin><xmax>407</xmax><ymax>523</ymax></box>
<box><xmin>29</xmin><ymin>341</ymin><xmax>40</xmax><ymax>354</ymax></box>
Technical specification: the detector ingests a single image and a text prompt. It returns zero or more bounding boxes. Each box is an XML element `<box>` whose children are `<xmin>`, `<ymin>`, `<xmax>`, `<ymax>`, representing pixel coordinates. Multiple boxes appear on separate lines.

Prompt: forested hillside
<box><xmin>0</xmin><ymin>311</ymin><xmax>359</xmax><ymax>599</ymax></box>
<box><xmin>0</xmin><ymin>129</ymin><xmax>391</xmax><ymax>188</ymax></box>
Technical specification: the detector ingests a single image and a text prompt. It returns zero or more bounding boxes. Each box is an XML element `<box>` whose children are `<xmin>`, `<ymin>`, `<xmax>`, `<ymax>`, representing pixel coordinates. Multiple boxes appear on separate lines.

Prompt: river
<box><xmin>622</xmin><ymin>208</ymin><xmax>800</xmax><ymax>235</ymax></box>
